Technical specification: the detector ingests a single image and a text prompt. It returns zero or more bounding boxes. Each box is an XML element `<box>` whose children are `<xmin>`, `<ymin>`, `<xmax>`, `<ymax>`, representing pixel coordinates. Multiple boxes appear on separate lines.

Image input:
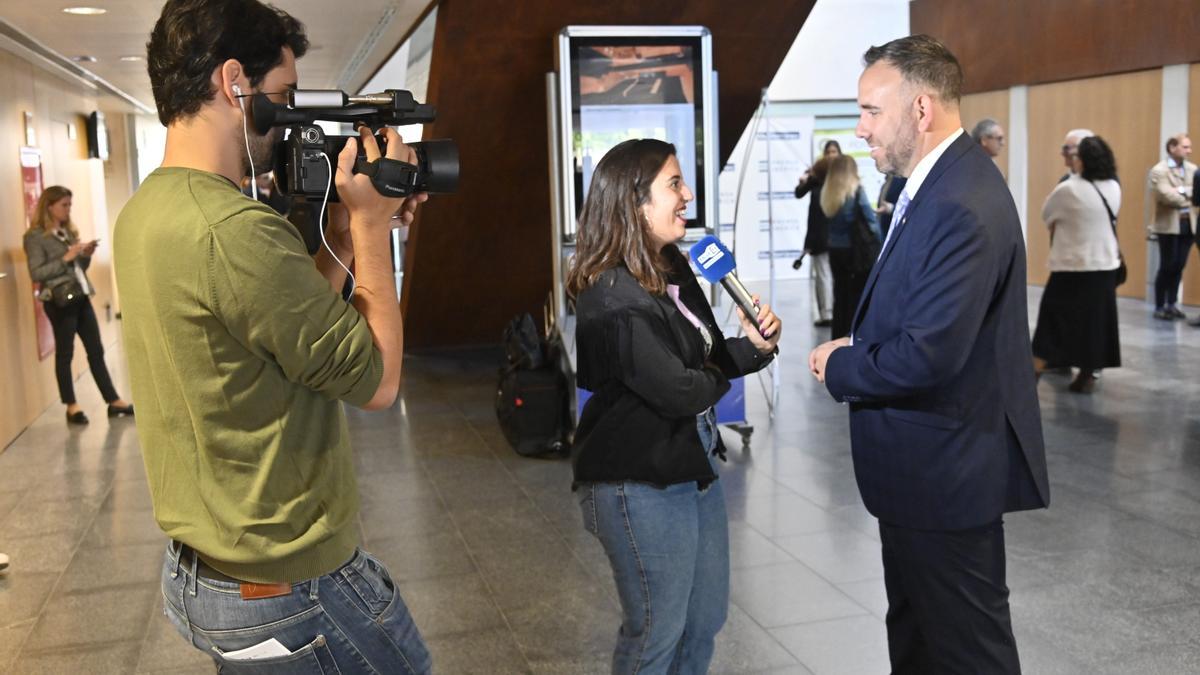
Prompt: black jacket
<box><xmin>797</xmin><ymin>177</ymin><xmax>829</xmax><ymax>254</ymax></box>
<box><xmin>572</xmin><ymin>246</ymin><xmax>773</xmax><ymax>487</ymax></box>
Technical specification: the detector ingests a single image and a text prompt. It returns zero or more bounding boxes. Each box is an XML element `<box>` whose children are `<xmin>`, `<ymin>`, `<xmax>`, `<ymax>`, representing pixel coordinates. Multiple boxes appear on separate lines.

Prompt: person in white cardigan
<box><xmin>1032</xmin><ymin>135</ymin><xmax>1122</xmax><ymax>393</ymax></box>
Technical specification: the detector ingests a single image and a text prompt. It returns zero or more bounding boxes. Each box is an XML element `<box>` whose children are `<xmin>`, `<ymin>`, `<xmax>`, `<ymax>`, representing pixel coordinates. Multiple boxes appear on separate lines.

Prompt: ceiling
<box><xmin>0</xmin><ymin>0</ymin><xmax>433</xmax><ymax>114</ymax></box>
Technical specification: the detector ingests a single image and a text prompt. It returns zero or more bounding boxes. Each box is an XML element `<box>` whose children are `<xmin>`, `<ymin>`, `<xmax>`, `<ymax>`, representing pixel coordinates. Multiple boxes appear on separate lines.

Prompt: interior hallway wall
<box><xmin>0</xmin><ymin>47</ymin><xmax>133</xmax><ymax>449</ymax></box>
<box><xmin>959</xmin><ymin>89</ymin><xmax>1010</xmax><ymax>179</ymax></box>
<box><xmin>1024</xmin><ymin>69</ymin><xmax>1162</xmax><ymax>297</ymax></box>
<box><xmin>1182</xmin><ymin>63</ymin><xmax>1200</xmax><ymax>306</ymax></box>
<box><xmin>403</xmin><ymin>0</ymin><xmax>817</xmax><ymax>348</ymax></box>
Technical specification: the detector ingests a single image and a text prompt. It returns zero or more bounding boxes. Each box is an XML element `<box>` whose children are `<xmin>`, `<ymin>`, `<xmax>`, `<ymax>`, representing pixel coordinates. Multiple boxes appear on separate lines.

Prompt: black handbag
<box><xmin>49</xmin><ymin>278</ymin><xmax>86</xmax><ymax>308</ymax></box>
<box><xmin>1090</xmin><ymin>181</ymin><xmax>1127</xmax><ymax>286</ymax></box>
<box><xmin>850</xmin><ymin>189</ymin><xmax>882</xmax><ymax>275</ymax></box>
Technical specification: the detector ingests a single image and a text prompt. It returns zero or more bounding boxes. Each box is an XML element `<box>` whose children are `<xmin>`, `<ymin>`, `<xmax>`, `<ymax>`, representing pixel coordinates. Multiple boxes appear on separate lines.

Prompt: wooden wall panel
<box><xmin>912</xmin><ymin>0</ymin><xmax>1200</xmax><ymax>95</ymax></box>
<box><xmin>0</xmin><ymin>47</ymin><xmax>127</xmax><ymax>450</ymax></box>
<box><xmin>960</xmin><ymin>89</ymin><xmax>1009</xmax><ymax>179</ymax></box>
<box><xmin>1025</xmin><ymin>70</ymin><xmax>1161</xmax><ymax>299</ymax></box>
<box><xmin>403</xmin><ymin>0</ymin><xmax>816</xmax><ymax>348</ymax></box>
<box><xmin>1181</xmin><ymin>64</ymin><xmax>1200</xmax><ymax>307</ymax></box>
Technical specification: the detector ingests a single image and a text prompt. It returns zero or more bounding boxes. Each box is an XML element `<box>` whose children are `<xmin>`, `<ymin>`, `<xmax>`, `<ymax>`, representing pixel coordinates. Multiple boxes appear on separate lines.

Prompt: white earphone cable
<box><xmin>237</xmin><ymin>91</ymin><xmax>258</xmax><ymax>201</ymax></box>
<box><xmin>316</xmin><ymin>152</ymin><xmax>355</xmax><ymax>300</ymax></box>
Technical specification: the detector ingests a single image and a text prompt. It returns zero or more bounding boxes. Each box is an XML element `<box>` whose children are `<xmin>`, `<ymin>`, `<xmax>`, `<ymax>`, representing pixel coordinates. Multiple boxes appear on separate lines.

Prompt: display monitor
<box><xmin>557</xmin><ymin>27</ymin><xmax>714</xmax><ymax>237</ymax></box>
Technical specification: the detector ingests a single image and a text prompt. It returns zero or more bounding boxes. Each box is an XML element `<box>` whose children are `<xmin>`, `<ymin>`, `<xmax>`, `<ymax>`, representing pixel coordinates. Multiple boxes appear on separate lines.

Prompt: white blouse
<box><xmin>1041</xmin><ymin>176</ymin><xmax>1122</xmax><ymax>272</ymax></box>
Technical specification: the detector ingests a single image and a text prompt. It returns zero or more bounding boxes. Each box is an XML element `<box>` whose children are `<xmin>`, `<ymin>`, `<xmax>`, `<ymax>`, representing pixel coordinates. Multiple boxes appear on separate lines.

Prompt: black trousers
<box><xmin>42</xmin><ymin>299</ymin><xmax>119</xmax><ymax>405</ymax></box>
<box><xmin>1155</xmin><ymin>215</ymin><xmax>1194</xmax><ymax>308</ymax></box>
<box><xmin>880</xmin><ymin>519</ymin><xmax>1022</xmax><ymax>675</ymax></box>
<box><xmin>828</xmin><ymin>248</ymin><xmax>867</xmax><ymax>340</ymax></box>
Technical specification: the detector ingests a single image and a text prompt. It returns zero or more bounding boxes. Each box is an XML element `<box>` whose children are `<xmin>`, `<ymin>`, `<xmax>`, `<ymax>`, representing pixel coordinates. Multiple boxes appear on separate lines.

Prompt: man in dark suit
<box><xmin>808</xmin><ymin>35</ymin><xmax>1049</xmax><ymax>674</ymax></box>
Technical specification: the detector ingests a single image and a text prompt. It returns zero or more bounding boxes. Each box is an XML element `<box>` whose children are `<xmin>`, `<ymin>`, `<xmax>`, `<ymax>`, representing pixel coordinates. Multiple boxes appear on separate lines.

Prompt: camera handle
<box><xmin>352</xmin><ymin>157</ymin><xmax>421</xmax><ymax>198</ymax></box>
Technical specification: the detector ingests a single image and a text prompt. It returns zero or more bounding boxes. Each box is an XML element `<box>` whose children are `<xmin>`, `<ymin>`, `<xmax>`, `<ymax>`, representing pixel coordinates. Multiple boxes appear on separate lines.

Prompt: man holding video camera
<box><xmin>113</xmin><ymin>1</ymin><xmax>431</xmax><ymax>672</ymax></box>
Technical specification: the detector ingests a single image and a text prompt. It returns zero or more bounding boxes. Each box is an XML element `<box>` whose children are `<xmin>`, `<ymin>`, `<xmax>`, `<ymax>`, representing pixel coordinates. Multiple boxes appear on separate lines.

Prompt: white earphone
<box><xmin>233</xmin><ymin>82</ymin><xmax>258</xmax><ymax>200</ymax></box>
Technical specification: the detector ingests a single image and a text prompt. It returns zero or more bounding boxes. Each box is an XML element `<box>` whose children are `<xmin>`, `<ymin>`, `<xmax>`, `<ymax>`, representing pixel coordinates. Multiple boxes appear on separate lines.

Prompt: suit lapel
<box><xmin>849</xmin><ymin>134</ymin><xmax>976</xmax><ymax>334</ymax></box>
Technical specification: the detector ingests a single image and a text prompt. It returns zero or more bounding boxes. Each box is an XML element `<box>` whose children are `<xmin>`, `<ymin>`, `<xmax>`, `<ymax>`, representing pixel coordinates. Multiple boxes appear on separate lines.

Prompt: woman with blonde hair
<box><xmin>821</xmin><ymin>155</ymin><xmax>881</xmax><ymax>338</ymax></box>
<box><xmin>568</xmin><ymin>138</ymin><xmax>781</xmax><ymax>673</ymax></box>
<box><xmin>24</xmin><ymin>185</ymin><xmax>133</xmax><ymax>425</ymax></box>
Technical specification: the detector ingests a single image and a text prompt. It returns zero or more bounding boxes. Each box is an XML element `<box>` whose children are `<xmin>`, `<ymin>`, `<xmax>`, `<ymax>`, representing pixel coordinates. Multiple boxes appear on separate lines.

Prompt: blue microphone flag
<box><xmin>688</xmin><ymin>235</ymin><xmax>737</xmax><ymax>284</ymax></box>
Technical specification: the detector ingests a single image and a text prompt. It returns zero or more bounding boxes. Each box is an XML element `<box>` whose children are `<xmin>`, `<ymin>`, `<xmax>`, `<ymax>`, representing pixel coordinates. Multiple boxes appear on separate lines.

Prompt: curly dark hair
<box><xmin>147</xmin><ymin>0</ymin><xmax>309</xmax><ymax>126</ymax></box>
<box><xmin>1078</xmin><ymin>136</ymin><xmax>1118</xmax><ymax>182</ymax></box>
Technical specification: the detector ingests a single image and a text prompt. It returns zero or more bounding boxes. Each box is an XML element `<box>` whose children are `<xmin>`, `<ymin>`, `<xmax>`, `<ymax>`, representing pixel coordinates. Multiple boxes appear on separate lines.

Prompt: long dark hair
<box><xmin>1078</xmin><ymin>136</ymin><xmax>1117</xmax><ymax>182</ymax></box>
<box><xmin>566</xmin><ymin>139</ymin><xmax>677</xmax><ymax>297</ymax></box>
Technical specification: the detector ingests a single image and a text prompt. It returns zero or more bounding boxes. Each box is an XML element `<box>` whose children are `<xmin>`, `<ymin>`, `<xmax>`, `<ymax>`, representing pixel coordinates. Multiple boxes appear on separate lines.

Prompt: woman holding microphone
<box><xmin>567</xmin><ymin>139</ymin><xmax>781</xmax><ymax>673</ymax></box>
<box><xmin>24</xmin><ymin>186</ymin><xmax>134</xmax><ymax>424</ymax></box>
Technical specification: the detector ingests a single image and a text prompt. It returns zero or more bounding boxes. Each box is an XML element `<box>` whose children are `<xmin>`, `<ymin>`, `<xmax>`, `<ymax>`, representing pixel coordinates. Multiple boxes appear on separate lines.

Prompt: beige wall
<box><xmin>960</xmin><ymin>90</ymin><xmax>1010</xmax><ymax>179</ymax></box>
<box><xmin>0</xmin><ymin>48</ymin><xmax>134</xmax><ymax>449</ymax></box>
<box><xmin>1025</xmin><ymin>69</ymin><xmax>1162</xmax><ymax>298</ymax></box>
<box><xmin>1182</xmin><ymin>64</ymin><xmax>1200</xmax><ymax>306</ymax></box>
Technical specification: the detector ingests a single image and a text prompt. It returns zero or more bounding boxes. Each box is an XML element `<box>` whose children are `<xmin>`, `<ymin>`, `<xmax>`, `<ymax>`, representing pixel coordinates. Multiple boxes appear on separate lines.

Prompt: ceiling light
<box><xmin>62</xmin><ymin>7</ymin><xmax>107</xmax><ymax>15</ymax></box>
<box><xmin>70</xmin><ymin>55</ymin><xmax>98</xmax><ymax>63</ymax></box>
<box><xmin>119</xmin><ymin>55</ymin><xmax>143</xmax><ymax>62</ymax></box>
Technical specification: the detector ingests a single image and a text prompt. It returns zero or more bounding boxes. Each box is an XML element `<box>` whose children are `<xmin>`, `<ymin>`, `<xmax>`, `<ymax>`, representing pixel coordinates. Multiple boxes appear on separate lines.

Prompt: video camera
<box><xmin>251</xmin><ymin>89</ymin><xmax>458</xmax><ymax>202</ymax></box>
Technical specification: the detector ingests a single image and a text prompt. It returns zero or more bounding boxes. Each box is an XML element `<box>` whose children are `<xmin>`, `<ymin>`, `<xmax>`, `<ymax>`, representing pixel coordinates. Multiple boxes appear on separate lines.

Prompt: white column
<box><xmin>1007</xmin><ymin>85</ymin><xmax>1029</xmax><ymax>241</ymax></box>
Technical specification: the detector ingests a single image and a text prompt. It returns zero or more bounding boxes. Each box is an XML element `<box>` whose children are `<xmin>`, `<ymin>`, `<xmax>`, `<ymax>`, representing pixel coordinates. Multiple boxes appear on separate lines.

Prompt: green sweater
<box><xmin>114</xmin><ymin>167</ymin><xmax>383</xmax><ymax>583</ymax></box>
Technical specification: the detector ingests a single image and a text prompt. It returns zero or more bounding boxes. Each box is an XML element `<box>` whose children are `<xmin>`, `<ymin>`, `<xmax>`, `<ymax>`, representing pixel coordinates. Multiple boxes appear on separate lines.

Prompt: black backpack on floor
<box><xmin>495</xmin><ymin>314</ymin><xmax>570</xmax><ymax>458</ymax></box>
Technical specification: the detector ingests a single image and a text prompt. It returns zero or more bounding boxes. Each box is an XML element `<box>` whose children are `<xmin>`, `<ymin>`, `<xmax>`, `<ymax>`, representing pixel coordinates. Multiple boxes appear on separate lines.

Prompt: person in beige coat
<box><xmin>1146</xmin><ymin>134</ymin><xmax>1197</xmax><ymax>320</ymax></box>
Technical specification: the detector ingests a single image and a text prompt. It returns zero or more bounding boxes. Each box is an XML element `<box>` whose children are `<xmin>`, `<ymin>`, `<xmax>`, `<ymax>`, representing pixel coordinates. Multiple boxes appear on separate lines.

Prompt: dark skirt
<box><xmin>1032</xmin><ymin>270</ymin><xmax>1121</xmax><ymax>371</ymax></box>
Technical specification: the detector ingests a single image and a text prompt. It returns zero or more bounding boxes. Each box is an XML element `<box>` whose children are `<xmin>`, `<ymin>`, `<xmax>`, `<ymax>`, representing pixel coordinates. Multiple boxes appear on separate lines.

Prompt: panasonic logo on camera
<box><xmin>697</xmin><ymin>243</ymin><xmax>724</xmax><ymax>269</ymax></box>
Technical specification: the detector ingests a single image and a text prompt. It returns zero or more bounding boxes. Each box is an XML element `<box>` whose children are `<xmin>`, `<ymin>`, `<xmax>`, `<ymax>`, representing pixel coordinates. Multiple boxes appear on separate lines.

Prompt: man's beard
<box><xmin>882</xmin><ymin>117</ymin><xmax>918</xmax><ymax>176</ymax></box>
<box><xmin>242</xmin><ymin>125</ymin><xmax>281</xmax><ymax>177</ymax></box>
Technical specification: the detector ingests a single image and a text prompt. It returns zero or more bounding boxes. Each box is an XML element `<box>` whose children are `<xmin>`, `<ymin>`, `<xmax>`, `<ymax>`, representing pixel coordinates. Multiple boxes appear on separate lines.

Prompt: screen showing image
<box><xmin>571</xmin><ymin>40</ymin><xmax>703</xmax><ymax>223</ymax></box>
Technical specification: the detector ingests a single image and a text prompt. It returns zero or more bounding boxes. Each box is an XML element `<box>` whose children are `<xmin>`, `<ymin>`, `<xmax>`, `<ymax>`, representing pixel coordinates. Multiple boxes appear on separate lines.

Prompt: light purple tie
<box><xmin>879</xmin><ymin>189</ymin><xmax>911</xmax><ymax>259</ymax></box>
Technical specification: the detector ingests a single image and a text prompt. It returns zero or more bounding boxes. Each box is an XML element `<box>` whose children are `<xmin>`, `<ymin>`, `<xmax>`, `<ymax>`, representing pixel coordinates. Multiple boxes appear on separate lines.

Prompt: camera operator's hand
<box><xmin>323</xmin><ymin>203</ymin><xmax>353</xmax><ymax>257</ymax></box>
<box><xmin>335</xmin><ymin>126</ymin><xmax>413</xmax><ymax>228</ymax></box>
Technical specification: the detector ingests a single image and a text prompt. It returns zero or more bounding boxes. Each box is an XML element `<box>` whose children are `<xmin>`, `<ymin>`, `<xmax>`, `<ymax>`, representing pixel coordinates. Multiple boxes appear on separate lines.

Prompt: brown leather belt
<box><xmin>179</xmin><ymin>544</ymin><xmax>293</xmax><ymax>600</ymax></box>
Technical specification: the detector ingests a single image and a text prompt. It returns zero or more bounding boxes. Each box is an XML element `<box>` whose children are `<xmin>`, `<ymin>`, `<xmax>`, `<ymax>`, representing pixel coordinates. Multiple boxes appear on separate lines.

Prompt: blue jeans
<box><xmin>161</xmin><ymin>542</ymin><xmax>431</xmax><ymax>674</ymax></box>
<box><xmin>579</xmin><ymin>415</ymin><xmax>729</xmax><ymax>674</ymax></box>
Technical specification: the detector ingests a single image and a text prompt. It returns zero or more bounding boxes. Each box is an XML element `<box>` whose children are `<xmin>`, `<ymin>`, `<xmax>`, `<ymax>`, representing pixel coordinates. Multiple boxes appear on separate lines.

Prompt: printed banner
<box><xmin>718</xmin><ymin>115</ymin><xmax>815</xmax><ymax>282</ymax></box>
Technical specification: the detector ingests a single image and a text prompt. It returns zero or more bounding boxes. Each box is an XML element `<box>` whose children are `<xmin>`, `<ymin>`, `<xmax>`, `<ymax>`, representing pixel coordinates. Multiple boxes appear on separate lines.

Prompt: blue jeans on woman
<box><xmin>578</xmin><ymin>413</ymin><xmax>729</xmax><ymax>674</ymax></box>
<box><xmin>161</xmin><ymin>541</ymin><xmax>431</xmax><ymax>674</ymax></box>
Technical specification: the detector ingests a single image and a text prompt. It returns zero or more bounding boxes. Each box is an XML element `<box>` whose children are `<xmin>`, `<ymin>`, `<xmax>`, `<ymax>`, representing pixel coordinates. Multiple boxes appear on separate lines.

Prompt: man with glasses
<box><xmin>113</xmin><ymin>0</ymin><xmax>431</xmax><ymax>671</ymax></box>
<box><xmin>1147</xmin><ymin>134</ymin><xmax>1196</xmax><ymax>321</ymax></box>
<box><xmin>1059</xmin><ymin>128</ymin><xmax>1094</xmax><ymax>183</ymax></box>
<box><xmin>970</xmin><ymin>118</ymin><xmax>1005</xmax><ymax>160</ymax></box>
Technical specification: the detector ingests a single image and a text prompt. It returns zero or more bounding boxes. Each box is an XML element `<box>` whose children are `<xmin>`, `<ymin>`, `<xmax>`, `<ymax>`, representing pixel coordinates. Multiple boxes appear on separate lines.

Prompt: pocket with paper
<box><xmin>221</xmin><ymin>637</ymin><xmax>293</xmax><ymax>661</ymax></box>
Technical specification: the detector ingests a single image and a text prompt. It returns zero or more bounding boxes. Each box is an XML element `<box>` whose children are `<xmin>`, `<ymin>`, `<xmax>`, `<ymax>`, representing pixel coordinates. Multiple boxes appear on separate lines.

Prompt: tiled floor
<box><xmin>2</xmin><ymin>279</ymin><xmax>1200</xmax><ymax>674</ymax></box>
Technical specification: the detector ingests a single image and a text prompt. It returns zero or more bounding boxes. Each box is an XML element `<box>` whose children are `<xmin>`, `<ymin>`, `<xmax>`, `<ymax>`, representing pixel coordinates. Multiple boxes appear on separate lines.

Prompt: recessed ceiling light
<box><xmin>70</xmin><ymin>55</ymin><xmax>98</xmax><ymax>63</ymax></box>
<box><xmin>119</xmin><ymin>55</ymin><xmax>143</xmax><ymax>62</ymax></box>
<box><xmin>62</xmin><ymin>7</ymin><xmax>107</xmax><ymax>15</ymax></box>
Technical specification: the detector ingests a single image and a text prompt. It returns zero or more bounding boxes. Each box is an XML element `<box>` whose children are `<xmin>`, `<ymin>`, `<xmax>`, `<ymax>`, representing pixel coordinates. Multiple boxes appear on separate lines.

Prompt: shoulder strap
<box><xmin>1089</xmin><ymin>181</ymin><xmax>1118</xmax><ymax>237</ymax></box>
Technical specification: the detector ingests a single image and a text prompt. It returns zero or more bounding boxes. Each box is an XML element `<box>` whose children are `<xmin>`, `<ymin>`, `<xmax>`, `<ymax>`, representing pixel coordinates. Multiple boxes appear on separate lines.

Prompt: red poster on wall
<box><xmin>21</xmin><ymin>146</ymin><xmax>54</xmax><ymax>360</ymax></box>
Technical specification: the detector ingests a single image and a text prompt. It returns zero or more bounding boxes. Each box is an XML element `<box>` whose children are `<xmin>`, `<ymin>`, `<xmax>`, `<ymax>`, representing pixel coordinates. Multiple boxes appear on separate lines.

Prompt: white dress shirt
<box><xmin>877</xmin><ymin>128</ymin><xmax>965</xmax><ymax>254</ymax></box>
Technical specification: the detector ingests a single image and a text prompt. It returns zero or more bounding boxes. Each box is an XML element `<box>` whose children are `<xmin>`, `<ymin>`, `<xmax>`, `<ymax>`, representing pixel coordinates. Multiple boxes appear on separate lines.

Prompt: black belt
<box><xmin>179</xmin><ymin>544</ymin><xmax>247</xmax><ymax>584</ymax></box>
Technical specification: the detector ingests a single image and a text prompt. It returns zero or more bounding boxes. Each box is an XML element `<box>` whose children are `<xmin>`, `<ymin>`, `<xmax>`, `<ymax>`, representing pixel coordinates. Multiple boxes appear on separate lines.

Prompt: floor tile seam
<box><xmin>420</xmin><ymin>430</ymin><xmax>538</xmax><ymax>674</ymax></box>
<box><xmin>9</xmin><ymin>473</ymin><xmax>118</xmax><ymax>664</ymax></box>
<box><xmin>15</xmin><ymin>636</ymin><xmax>143</xmax><ymax>659</ymax></box>
<box><xmin>734</xmin><ymin>549</ymin><xmax>883</xmax><ymax>622</ymax></box>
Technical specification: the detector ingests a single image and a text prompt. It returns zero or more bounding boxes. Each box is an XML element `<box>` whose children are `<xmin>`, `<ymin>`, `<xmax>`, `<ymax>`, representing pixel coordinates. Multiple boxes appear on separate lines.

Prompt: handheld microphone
<box><xmin>688</xmin><ymin>236</ymin><xmax>762</xmax><ymax>332</ymax></box>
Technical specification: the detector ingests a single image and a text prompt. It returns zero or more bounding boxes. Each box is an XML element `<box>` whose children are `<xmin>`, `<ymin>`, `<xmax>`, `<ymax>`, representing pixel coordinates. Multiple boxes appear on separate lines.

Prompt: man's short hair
<box><xmin>1167</xmin><ymin>133</ymin><xmax>1190</xmax><ymax>153</ymax></box>
<box><xmin>971</xmin><ymin>118</ymin><xmax>1001</xmax><ymax>144</ymax></box>
<box><xmin>147</xmin><ymin>0</ymin><xmax>309</xmax><ymax>126</ymax></box>
<box><xmin>863</xmin><ymin>34</ymin><xmax>963</xmax><ymax>105</ymax></box>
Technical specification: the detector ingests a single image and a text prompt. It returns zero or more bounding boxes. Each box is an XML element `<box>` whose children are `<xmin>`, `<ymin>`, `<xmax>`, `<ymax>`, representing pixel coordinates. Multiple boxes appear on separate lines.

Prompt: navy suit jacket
<box><xmin>825</xmin><ymin>134</ymin><xmax>1050</xmax><ymax>531</ymax></box>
